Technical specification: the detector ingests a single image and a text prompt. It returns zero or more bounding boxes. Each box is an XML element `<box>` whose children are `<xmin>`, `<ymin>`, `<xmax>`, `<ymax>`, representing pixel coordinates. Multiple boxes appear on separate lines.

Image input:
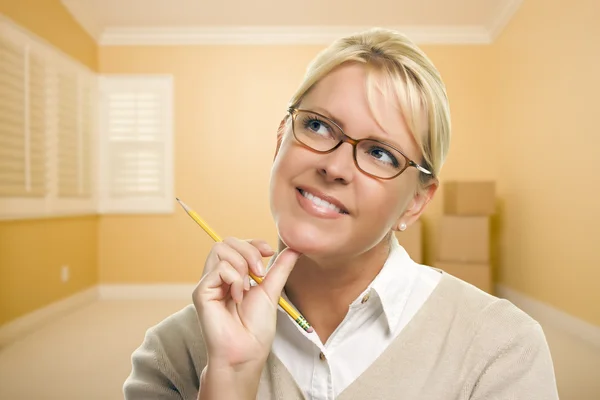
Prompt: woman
<box><xmin>124</xmin><ymin>28</ymin><xmax>559</xmax><ymax>399</ymax></box>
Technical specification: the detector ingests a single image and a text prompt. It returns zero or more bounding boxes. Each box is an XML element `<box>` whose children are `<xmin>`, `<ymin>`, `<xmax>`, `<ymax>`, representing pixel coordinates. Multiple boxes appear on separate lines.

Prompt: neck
<box><xmin>279</xmin><ymin>237</ymin><xmax>392</xmax><ymax>343</ymax></box>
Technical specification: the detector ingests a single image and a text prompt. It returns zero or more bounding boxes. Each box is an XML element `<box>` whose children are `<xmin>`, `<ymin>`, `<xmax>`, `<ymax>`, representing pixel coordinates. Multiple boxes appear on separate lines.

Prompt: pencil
<box><xmin>176</xmin><ymin>197</ymin><xmax>313</xmax><ymax>333</ymax></box>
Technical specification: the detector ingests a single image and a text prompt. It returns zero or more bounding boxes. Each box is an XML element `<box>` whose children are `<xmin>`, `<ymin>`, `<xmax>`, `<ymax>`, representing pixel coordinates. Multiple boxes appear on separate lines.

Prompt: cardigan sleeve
<box><xmin>123</xmin><ymin>328</ymin><xmax>184</xmax><ymax>399</ymax></box>
<box><xmin>123</xmin><ymin>305</ymin><xmax>205</xmax><ymax>400</ymax></box>
<box><xmin>470</xmin><ymin>322</ymin><xmax>559</xmax><ymax>400</ymax></box>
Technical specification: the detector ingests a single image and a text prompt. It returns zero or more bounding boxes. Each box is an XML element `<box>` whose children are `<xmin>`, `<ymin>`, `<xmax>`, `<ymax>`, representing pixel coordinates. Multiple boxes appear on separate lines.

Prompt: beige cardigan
<box><xmin>123</xmin><ymin>272</ymin><xmax>559</xmax><ymax>399</ymax></box>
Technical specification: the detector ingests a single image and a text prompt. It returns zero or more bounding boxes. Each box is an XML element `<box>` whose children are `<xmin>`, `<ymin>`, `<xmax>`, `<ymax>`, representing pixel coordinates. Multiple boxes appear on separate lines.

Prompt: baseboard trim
<box><xmin>496</xmin><ymin>284</ymin><xmax>600</xmax><ymax>349</ymax></box>
<box><xmin>98</xmin><ymin>284</ymin><xmax>196</xmax><ymax>300</ymax></box>
<box><xmin>0</xmin><ymin>286</ymin><xmax>99</xmax><ymax>348</ymax></box>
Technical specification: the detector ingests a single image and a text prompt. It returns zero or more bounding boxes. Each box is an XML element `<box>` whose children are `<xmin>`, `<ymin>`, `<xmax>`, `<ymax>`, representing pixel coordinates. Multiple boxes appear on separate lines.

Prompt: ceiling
<box><xmin>61</xmin><ymin>0</ymin><xmax>523</xmax><ymax>45</ymax></box>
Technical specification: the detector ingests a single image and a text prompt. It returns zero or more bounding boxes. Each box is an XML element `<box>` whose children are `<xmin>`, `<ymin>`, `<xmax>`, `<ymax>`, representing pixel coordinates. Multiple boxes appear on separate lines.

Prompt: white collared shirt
<box><xmin>271</xmin><ymin>237</ymin><xmax>442</xmax><ymax>400</ymax></box>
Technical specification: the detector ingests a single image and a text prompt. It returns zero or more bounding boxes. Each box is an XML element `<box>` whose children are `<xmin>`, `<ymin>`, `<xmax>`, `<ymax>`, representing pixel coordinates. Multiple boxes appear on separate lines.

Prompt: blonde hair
<box><xmin>288</xmin><ymin>27</ymin><xmax>451</xmax><ymax>181</ymax></box>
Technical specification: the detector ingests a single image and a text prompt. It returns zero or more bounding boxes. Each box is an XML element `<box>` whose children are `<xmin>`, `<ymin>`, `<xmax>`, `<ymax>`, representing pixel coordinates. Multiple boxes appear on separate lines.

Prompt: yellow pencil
<box><xmin>176</xmin><ymin>197</ymin><xmax>313</xmax><ymax>333</ymax></box>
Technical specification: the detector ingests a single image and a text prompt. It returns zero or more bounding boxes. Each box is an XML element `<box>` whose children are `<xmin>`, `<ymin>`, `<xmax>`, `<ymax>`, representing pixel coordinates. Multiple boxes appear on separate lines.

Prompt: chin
<box><xmin>275</xmin><ymin>218</ymin><xmax>339</xmax><ymax>255</ymax></box>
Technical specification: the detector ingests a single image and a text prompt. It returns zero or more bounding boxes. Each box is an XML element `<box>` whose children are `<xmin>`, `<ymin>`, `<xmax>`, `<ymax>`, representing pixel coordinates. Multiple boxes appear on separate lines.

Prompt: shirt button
<box><xmin>319</xmin><ymin>352</ymin><xmax>326</xmax><ymax>361</ymax></box>
<box><xmin>361</xmin><ymin>293</ymin><xmax>370</xmax><ymax>304</ymax></box>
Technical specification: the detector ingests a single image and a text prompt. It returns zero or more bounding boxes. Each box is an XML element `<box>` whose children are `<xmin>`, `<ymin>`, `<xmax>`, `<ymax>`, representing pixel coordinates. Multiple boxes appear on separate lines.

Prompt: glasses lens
<box><xmin>355</xmin><ymin>139</ymin><xmax>407</xmax><ymax>179</ymax></box>
<box><xmin>293</xmin><ymin>110</ymin><xmax>341</xmax><ymax>152</ymax></box>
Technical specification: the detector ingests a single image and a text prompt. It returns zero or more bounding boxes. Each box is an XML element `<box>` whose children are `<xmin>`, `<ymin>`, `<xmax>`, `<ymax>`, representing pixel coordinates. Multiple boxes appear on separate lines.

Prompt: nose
<box><xmin>317</xmin><ymin>142</ymin><xmax>355</xmax><ymax>184</ymax></box>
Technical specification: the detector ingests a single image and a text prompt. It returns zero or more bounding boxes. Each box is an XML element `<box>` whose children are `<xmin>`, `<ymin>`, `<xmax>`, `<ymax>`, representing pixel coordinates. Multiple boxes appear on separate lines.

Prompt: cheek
<box><xmin>270</xmin><ymin>149</ymin><xmax>291</xmax><ymax>187</ymax></box>
<box><xmin>359</xmin><ymin>181</ymin><xmax>406</xmax><ymax>221</ymax></box>
<box><xmin>269</xmin><ymin>143</ymin><xmax>301</xmax><ymax>204</ymax></box>
<box><xmin>272</xmin><ymin>140</ymin><xmax>314</xmax><ymax>179</ymax></box>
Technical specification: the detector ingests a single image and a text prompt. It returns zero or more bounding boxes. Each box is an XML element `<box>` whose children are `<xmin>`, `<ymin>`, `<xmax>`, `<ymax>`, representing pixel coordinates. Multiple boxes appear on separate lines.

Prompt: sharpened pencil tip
<box><xmin>176</xmin><ymin>198</ymin><xmax>191</xmax><ymax>213</ymax></box>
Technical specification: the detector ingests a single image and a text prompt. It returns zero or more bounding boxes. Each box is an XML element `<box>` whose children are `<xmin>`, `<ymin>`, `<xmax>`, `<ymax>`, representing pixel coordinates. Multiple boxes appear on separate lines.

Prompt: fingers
<box><xmin>221</xmin><ymin>237</ymin><xmax>273</xmax><ymax>278</ymax></box>
<box><xmin>198</xmin><ymin>238</ymin><xmax>275</xmax><ymax>306</ymax></box>
<box><xmin>261</xmin><ymin>248</ymin><xmax>301</xmax><ymax>305</ymax></box>
<box><xmin>210</xmin><ymin>241</ymin><xmax>248</xmax><ymax>279</ymax></box>
<box><xmin>195</xmin><ymin>261</ymin><xmax>245</xmax><ymax>304</ymax></box>
<box><xmin>246</xmin><ymin>239</ymin><xmax>276</xmax><ymax>258</ymax></box>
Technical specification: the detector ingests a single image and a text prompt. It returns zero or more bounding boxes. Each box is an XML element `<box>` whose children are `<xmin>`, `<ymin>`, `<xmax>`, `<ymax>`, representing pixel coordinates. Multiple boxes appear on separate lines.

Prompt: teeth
<box><xmin>301</xmin><ymin>190</ymin><xmax>344</xmax><ymax>214</ymax></box>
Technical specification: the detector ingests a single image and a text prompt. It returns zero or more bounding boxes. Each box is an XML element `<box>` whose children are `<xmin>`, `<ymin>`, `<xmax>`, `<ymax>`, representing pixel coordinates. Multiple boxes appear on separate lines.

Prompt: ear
<box><xmin>273</xmin><ymin>117</ymin><xmax>287</xmax><ymax>161</ymax></box>
<box><xmin>393</xmin><ymin>177</ymin><xmax>439</xmax><ymax>231</ymax></box>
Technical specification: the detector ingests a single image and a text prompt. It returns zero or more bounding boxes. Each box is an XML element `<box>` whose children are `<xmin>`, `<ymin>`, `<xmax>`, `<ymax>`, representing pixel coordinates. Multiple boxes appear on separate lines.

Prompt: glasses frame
<box><xmin>287</xmin><ymin>107</ymin><xmax>433</xmax><ymax>180</ymax></box>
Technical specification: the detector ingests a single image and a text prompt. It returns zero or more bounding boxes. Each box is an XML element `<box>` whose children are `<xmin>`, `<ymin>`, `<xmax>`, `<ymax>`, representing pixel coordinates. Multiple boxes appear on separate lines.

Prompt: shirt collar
<box><xmin>348</xmin><ymin>235</ymin><xmax>419</xmax><ymax>332</ymax></box>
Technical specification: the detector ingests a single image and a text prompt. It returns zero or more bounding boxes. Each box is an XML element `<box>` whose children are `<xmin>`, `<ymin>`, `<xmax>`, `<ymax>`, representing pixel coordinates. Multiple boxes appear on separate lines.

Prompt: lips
<box><xmin>296</xmin><ymin>187</ymin><xmax>349</xmax><ymax>215</ymax></box>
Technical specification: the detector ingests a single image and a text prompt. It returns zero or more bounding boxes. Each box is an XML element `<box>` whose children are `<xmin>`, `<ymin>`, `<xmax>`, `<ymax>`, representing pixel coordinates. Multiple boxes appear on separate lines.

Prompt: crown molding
<box><xmin>61</xmin><ymin>0</ymin><xmax>523</xmax><ymax>46</ymax></box>
<box><xmin>99</xmin><ymin>25</ymin><xmax>492</xmax><ymax>46</ymax></box>
<box><xmin>487</xmin><ymin>0</ymin><xmax>524</xmax><ymax>41</ymax></box>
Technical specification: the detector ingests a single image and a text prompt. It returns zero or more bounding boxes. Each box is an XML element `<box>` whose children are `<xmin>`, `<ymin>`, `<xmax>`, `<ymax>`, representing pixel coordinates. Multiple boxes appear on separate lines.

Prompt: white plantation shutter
<box><xmin>80</xmin><ymin>76</ymin><xmax>94</xmax><ymax>198</ymax></box>
<box><xmin>0</xmin><ymin>16</ymin><xmax>96</xmax><ymax>219</ymax></box>
<box><xmin>0</xmin><ymin>34</ymin><xmax>46</xmax><ymax>198</ymax></box>
<box><xmin>55</xmin><ymin>70</ymin><xmax>94</xmax><ymax>198</ymax></box>
<box><xmin>28</xmin><ymin>48</ymin><xmax>48</xmax><ymax>197</ymax></box>
<box><xmin>98</xmin><ymin>76</ymin><xmax>173</xmax><ymax>213</ymax></box>
<box><xmin>0</xmin><ymin>34</ymin><xmax>26</xmax><ymax>196</ymax></box>
<box><xmin>57</xmin><ymin>70</ymin><xmax>79</xmax><ymax>197</ymax></box>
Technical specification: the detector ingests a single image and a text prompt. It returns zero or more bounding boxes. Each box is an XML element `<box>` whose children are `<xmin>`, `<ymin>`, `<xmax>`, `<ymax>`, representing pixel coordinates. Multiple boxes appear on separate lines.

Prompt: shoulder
<box><xmin>123</xmin><ymin>304</ymin><xmax>206</xmax><ymax>399</ymax></box>
<box><xmin>436</xmin><ymin>275</ymin><xmax>560</xmax><ymax>397</ymax></box>
<box><xmin>434</xmin><ymin>272</ymin><xmax>556</xmax><ymax>383</ymax></box>
<box><xmin>406</xmin><ymin>258</ymin><xmax>544</xmax><ymax>347</ymax></box>
<box><xmin>435</xmin><ymin>271</ymin><xmax>539</xmax><ymax>330</ymax></box>
<box><xmin>422</xmin><ymin>270</ymin><xmax>552</xmax><ymax>358</ymax></box>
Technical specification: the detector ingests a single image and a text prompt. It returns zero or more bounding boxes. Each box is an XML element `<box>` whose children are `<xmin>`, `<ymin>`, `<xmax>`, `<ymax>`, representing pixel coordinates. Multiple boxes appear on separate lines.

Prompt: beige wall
<box><xmin>97</xmin><ymin>44</ymin><xmax>496</xmax><ymax>283</ymax></box>
<box><xmin>491</xmin><ymin>0</ymin><xmax>600</xmax><ymax>325</ymax></box>
<box><xmin>0</xmin><ymin>217</ymin><xmax>98</xmax><ymax>325</ymax></box>
<box><xmin>0</xmin><ymin>1</ymin><xmax>98</xmax><ymax>325</ymax></box>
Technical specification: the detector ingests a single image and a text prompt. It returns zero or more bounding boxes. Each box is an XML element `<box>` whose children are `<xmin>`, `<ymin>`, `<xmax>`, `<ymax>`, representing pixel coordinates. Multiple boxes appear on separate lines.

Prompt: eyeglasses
<box><xmin>287</xmin><ymin>108</ymin><xmax>433</xmax><ymax>180</ymax></box>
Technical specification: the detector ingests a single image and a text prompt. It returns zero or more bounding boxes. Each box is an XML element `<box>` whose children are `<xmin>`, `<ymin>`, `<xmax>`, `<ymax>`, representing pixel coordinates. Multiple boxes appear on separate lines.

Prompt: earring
<box><xmin>399</xmin><ymin>222</ymin><xmax>407</xmax><ymax>231</ymax></box>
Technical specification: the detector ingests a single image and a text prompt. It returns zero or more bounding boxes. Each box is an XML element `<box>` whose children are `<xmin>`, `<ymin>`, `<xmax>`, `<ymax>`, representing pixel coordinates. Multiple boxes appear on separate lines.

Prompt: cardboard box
<box><xmin>444</xmin><ymin>181</ymin><xmax>495</xmax><ymax>216</ymax></box>
<box><xmin>435</xmin><ymin>261</ymin><xmax>492</xmax><ymax>293</ymax></box>
<box><xmin>438</xmin><ymin>216</ymin><xmax>489</xmax><ymax>263</ymax></box>
<box><xmin>395</xmin><ymin>219</ymin><xmax>422</xmax><ymax>263</ymax></box>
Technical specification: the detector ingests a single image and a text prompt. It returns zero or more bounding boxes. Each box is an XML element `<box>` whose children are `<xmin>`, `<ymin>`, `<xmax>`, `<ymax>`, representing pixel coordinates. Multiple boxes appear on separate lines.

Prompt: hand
<box><xmin>193</xmin><ymin>237</ymin><xmax>301</xmax><ymax>370</ymax></box>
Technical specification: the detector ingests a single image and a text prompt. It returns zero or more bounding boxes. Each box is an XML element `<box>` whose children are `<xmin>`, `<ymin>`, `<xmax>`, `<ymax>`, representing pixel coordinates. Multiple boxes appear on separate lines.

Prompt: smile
<box><xmin>297</xmin><ymin>188</ymin><xmax>349</xmax><ymax>215</ymax></box>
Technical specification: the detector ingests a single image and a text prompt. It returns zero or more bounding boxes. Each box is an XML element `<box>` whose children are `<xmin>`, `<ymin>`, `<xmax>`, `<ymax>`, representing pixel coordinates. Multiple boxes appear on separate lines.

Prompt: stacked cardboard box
<box><xmin>436</xmin><ymin>181</ymin><xmax>495</xmax><ymax>293</ymax></box>
<box><xmin>395</xmin><ymin>219</ymin><xmax>423</xmax><ymax>264</ymax></box>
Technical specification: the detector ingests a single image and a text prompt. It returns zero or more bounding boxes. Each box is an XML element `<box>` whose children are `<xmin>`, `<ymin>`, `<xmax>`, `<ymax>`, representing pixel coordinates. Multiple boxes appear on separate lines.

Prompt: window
<box><xmin>0</xmin><ymin>17</ymin><xmax>174</xmax><ymax>219</ymax></box>
<box><xmin>0</xmin><ymin>17</ymin><xmax>96</xmax><ymax>219</ymax></box>
<box><xmin>98</xmin><ymin>76</ymin><xmax>174</xmax><ymax>214</ymax></box>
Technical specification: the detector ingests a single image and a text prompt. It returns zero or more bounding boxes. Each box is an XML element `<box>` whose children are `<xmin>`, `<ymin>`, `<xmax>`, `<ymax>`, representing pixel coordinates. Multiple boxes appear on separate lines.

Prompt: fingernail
<box><xmin>244</xmin><ymin>275</ymin><xmax>250</xmax><ymax>291</ymax></box>
<box><xmin>256</xmin><ymin>260</ymin><xmax>266</xmax><ymax>276</ymax></box>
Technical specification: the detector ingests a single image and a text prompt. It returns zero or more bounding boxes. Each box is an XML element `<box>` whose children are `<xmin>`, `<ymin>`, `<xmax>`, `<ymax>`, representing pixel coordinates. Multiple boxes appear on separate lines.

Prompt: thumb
<box><xmin>261</xmin><ymin>248</ymin><xmax>301</xmax><ymax>305</ymax></box>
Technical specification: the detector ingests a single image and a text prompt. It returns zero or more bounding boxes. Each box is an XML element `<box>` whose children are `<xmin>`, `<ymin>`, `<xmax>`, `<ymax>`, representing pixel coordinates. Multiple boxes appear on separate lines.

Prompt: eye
<box><xmin>302</xmin><ymin>116</ymin><xmax>332</xmax><ymax>137</ymax></box>
<box><xmin>367</xmin><ymin>146</ymin><xmax>400</xmax><ymax>168</ymax></box>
